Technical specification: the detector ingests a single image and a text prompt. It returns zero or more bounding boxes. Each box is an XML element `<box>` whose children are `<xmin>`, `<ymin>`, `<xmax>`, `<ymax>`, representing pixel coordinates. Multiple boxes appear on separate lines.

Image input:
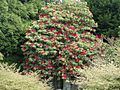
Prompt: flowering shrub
<box><xmin>21</xmin><ymin>1</ymin><xmax>103</xmax><ymax>80</ymax></box>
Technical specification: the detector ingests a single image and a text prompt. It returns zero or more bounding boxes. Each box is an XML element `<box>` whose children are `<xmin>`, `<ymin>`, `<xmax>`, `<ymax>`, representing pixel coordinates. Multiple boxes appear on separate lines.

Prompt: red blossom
<box><xmin>68</xmin><ymin>65</ymin><xmax>72</xmax><ymax>68</ymax></box>
<box><xmin>80</xmin><ymin>51</ymin><xmax>87</xmax><ymax>55</ymax></box>
<box><xmin>94</xmin><ymin>43</ymin><xmax>101</xmax><ymax>47</ymax></box>
<box><xmin>72</xmin><ymin>33</ymin><xmax>78</xmax><ymax>37</ymax></box>
<box><xmin>26</xmin><ymin>33</ymin><xmax>31</xmax><ymax>36</ymax></box>
<box><xmin>27</xmin><ymin>40</ymin><xmax>31</xmax><ymax>42</ymax></box>
<box><xmin>45</xmin><ymin>46</ymin><xmax>49</xmax><ymax>48</ymax></box>
<box><xmin>82</xmin><ymin>32</ymin><xmax>86</xmax><ymax>36</ymax></box>
<box><xmin>52</xmin><ymin>12</ymin><xmax>55</xmax><ymax>14</ymax></box>
<box><xmin>89</xmin><ymin>56</ymin><xmax>93</xmax><ymax>59</ymax></box>
<box><xmin>39</xmin><ymin>15</ymin><xmax>43</xmax><ymax>18</ymax></box>
<box><xmin>25</xmin><ymin>65</ymin><xmax>30</xmax><ymax>69</ymax></box>
<box><xmin>76</xmin><ymin>66</ymin><xmax>81</xmax><ymax>68</ymax></box>
<box><xmin>62</xmin><ymin>48</ymin><xmax>66</xmax><ymax>50</ymax></box>
<box><xmin>22</xmin><ymin>48</ymin><xmax>26</xmax><ymax>51</ymax></box>
<box><xmin>26</xmin><ymin>59</ymin><xmax>29</xmax><ymax>63</ymax></box>
<box><xmin>32</xmin><ymin>20</ymin><xmax>34</xmax><ymax>23</ymax></box>
<box><xmin>23</xmin><ymin>43</ymin><xmax>27</xmax><ymax>46</ymax></box>
<box><xmin>66</xmin><ymin>37</ymin><xmax>70</xmax><ymax>40</ymax></box>
<box><xmin>90</xmin><ymin>47</ymin><xmax>94</xmax><ymax>50</ymax></box>
<box><xmin>52</xmin><ymin>21</ymin><xmax>56</xmax><ymax>24</ymax></box>
<box><xmin>30</xmin><ymin>43</ymin><xmax>34</xmax><ymax>47</ymax></box>
<box><xmin>41</xmin><ymin>51</ymin><xmax>45</xmax><ymax>55</ymax></box>
<box><xmin>35</xmin><ymin>66</ymin><xmax>40</xmax><ymax>69</ymax></box>
<box><xmin>44</xmin><ymin>20</ymin><xmax>49</xmax><ymax>24</ymax></box>
<box><xmin>92</xmin><ymin>28</ymin><xmax>95</xmax><ymax>31</ymax></box>
<box><xmin>31</xmin><ymin>30</ymin><xmax>36</xmax><ymax>33</ymax></box>
<box><xmin>58</xmin><ymin>55</ymin><xmax>62</xmax><ymax>59</ymax></box>
<box><xmin>64</xmin><ymin>33</ymin><xmax>67</xmax><ymax>36</ymax></box>
<box><xmin>26</xmin><ymin>72</ymin><xmax>31</xmax><ymax>75</ymax></box>
<box><xmin>40</xmin><ymin>68</ymin><xmax>44</xmax><ymax>70</ymax></box>
<box><xmin>47</xmin><ymin>65</ymin><xmax>55</xmax><ymax>69</ymax></box>
<box><xmin>41</xmin><ymin>14</ymin><xmax>48</xmax><ymax>17</ymax></box>
<box><xmin>39</xmin><ymin>22</ymin><xmax>43</xmax><ymax>25</ymax></box>
<box><xmin>62</xmin><ymin>74</ymin><xmax>67</xmax><ymax>79</ymax></box>
<box><xmin>33</xmin><ymin>55</ymin><xmax>36</xmax><ymax>59</ymax></box>
<box><xmin>54</xmin><ymin>31</ymin><xmax>62</xmax><ymax>35</ymax></box>
<box><xmin>64</xmin><ymin>23</ymin><xmax>70</xmax><ymax>26</ymax></box>
<box><xmin>75</xmin><ymin>58</ymin><xmax>80</xmax><ymax>62</ymax></box>
<box><xmin>61</xmin><ymin>69</ymin><xmax>66</xmax><ymax>72</ymax></box>
<box><xmin>62</xmin><ymin>27</ymin><xmax>65</xmax><ymax>30</ymax></box>
<box><xmin>42</xmin><ymin>37</ymin><xmax>48</xmax><ymax>40</ymax></box>
<box><xmin>51</xmin><ymin>38</ymin><xmax>56</xmax><ymax>42</ymax></box>
<box><xmin>96</xmin><ymin>35</ymin><xmax>102</xmax><ymax>39</ymax></box>
<box><xmin>62</xmin><ymin>65</ymin><xmax>66</xmax><ymax>69</ymax></box>
<box><xmin>39</xmin><ymin>44</ymin><xmax>43</xmax><ymax>47</ymax></box>
<box><xmin>36</xmin><ymin>58</ymin><xmax>39</xmax><ymax>60</ymax></box>
<box><xmin>50</xmin><ymin>28</ymin><xmax>56</xmax><ymax>31</ymax></box>
<box><xmin>32</xmin><ymin>61</ymin><xmax>36</xmax><ymax>64</ymax></box>
<box><xmin>55</xmin><ymin>16</ymin><xmax>58</xmax><ymax>19</ymax></box>
<box><xmin>82</xmin><ymin>38</ymin><xmax>86</xmax><ymax>41</ymax></box>
<box><xmin>42</xmin><ymin>61</ymin><xmax>45</xmax><ymax>64</ymax></box>
<box><xmin>48</xmin><ymin>60</ymin><xmax>52</xmax><ymax>64</ymax></box>
<box><xmin>80</xmin><ymin>20</ymin><xmax>84</xmax><ymax>22</ymax></box>
<box><xmin>69</xmin><ymin>26</ymin><xmax>75</xmax><ymax>30</ymax></box>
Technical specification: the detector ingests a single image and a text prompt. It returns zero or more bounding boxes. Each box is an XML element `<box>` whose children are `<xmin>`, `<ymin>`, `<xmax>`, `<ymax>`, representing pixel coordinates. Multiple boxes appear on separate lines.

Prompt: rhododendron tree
<box><xmin>21</xmin><ymin>1</ymin><xmax>103</xmax><ymax>80</ymax></box>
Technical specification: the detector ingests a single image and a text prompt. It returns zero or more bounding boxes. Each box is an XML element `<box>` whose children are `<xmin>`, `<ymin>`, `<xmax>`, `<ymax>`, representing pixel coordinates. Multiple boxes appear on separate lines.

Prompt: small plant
<box><xmin>76</xmin><ymin>63</ymin><xmax>120</xmax><ymax>90</ymax></box>
<box><xmin>0</xmin><ymin>63</ymin><xmax>51</xmax><ymax>90</ymax></box>
<box><xmin>21</xmin><ymin>1</ymin><xmax>103</xmax><ymax>80</ymax></box>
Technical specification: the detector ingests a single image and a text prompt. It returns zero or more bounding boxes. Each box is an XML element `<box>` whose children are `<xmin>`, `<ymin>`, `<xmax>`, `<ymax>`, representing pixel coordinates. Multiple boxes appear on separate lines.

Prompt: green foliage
<box><xmin>86</xmin><ymin>0</ymin><xmax>120</xmax><ymax>37</ymax></box>
<box><xmin>0</xmin><ymin>0</ymin><xmax>44</xmax><ymax>55</ymax></box>
<box><xmin>21</xmin><ymin>1</ymin><xmax>103</xmax><ymax>80</ymax></box>
<box><xmin>76</xmin><ymin>63</ymin><xmax>120</xmax><ymax>90</ymax></box>
<box><xmin>0</xmin><ymin>63</ymin><xmax>51</xmax><ymax>90</ymax></box>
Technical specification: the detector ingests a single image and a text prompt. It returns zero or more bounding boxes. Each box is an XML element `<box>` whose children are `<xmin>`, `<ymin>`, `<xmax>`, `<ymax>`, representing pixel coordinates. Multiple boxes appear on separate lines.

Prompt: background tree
<box><xmin>86</xmin><ymin>0</ymin><xmax>120</xmax><ymax>37</ymax></box>
<box><xmin>0</xmin><ymin>0</ymin><xmax>44</xmax><ymax>56</ymax></box>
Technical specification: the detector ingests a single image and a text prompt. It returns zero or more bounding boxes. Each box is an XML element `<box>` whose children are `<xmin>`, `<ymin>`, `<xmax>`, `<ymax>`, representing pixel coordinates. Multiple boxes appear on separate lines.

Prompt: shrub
<box><xmin>0</xmin><ymin>63</ymin><xmax>51</xmax><ymax>90</ymax></box>
<box><xmin>86</xmin><ymin>0</ymin><xmax>120</xmax><ymax>37</ymax></box>
<box><xmin>0</xmin><ymin>0</ymin><xmax>44</xmax><ymax>55</ymax></box>
<box><xmin>21</xmin><ymin>1</ymin><xmax>103</xmax><ymax>80</ymax></box>
<box><xmin>113</xmin><ymin>38</ymin><xmax>120</xmax><ymax>65</ymax></box>
<box><xmin>76</xmin><ymin>63</ymin><xmax>120</xmax><ymax>90</ymax></box>
<box><xmin>95</xmin><ymin>38</ymin><xmax>120</xmax><ymax>66</ymax></box>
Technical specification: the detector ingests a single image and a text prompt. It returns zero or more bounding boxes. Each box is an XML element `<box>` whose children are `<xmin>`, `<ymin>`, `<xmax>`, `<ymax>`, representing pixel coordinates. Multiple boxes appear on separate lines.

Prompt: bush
<box><xmin>95</xmin><ymin>38</ymin><xmax>120</xmax><ymax>66</ymax></box>
<box><xmin>76</xmin><ymin>63</ymin><xmax>120</xmax><ymax>90</ymax></box>
<box><xmin>113</xmin><ymin>38</ymin><xmax>120</xmax><ymax>65</ymax></box>
<box><xmin>0</xmin><ymin>63</ymin><xmax>51</xmax><ymax>90</ymax></box>
<box><xmin>21</xmin><ymin>1</ymin><xmax>103</xmax><ymax>80</ymax></box>
<box><xmin>0</xmin><ymin>0</ymin><xmax>44</xmax><ymax>55</ymax></box>
<box><xmin>86</xmin><ymin>0</ymin><xmax>120</xmax><ymax>37</ymax></box>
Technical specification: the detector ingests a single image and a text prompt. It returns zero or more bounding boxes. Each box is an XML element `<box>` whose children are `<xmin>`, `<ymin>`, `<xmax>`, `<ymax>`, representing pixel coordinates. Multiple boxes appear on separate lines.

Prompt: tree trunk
<box><xmin>53</xmin><ymin>76</ymin><xmax>63</xmax><ymax>90</ymax></box>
